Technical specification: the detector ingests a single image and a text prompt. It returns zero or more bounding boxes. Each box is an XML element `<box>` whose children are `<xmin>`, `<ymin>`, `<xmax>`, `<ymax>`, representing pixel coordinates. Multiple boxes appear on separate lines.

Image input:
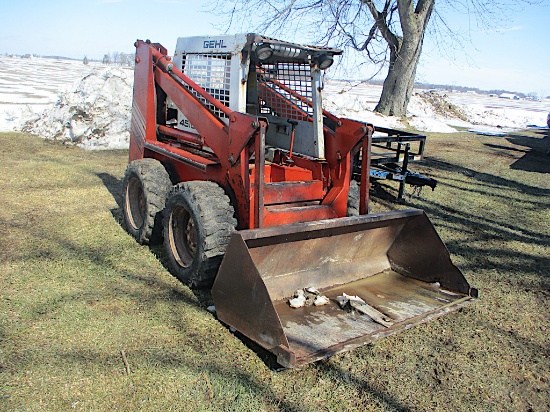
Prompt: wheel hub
<box><xmin>126</xmin><ymin>176</ymin><xmax>145</xmax><ymax>229</ymax></box>
<box><xmin>169</xmin><ymin>205</ymin><xmax>196</xmax><ymax>269</ymax></box>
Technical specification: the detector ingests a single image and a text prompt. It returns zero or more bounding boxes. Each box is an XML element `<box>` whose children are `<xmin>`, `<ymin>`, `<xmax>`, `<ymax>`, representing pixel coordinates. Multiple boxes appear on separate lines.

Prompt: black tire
<box><xmin>163</xmin><ymin>181</ymin><xmax>237</xmax><ymax>288</ymax></box>
<box><xmin>123</xmin><ymin>158</ymin><xmax>172</xmax><ymax>244</ymax></box>
<box><xmin>347</xmin><ymin>180</ymin><xmax>360</xmax><ymax>216</ymax></box>
<box><xmin>347</xmin><ymin>180</ymin><xmax>371</xmax><ymax>216</ymax></box>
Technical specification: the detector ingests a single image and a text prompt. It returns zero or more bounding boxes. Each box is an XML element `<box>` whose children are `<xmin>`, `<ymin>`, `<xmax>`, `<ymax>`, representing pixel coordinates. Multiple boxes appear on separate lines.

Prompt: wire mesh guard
<box><xmin>180</xmin><ymin>55</ymin><xmax>314</xmax><ymax>124</ymax></box>
<box><xmin>181</xmin><ymin>53</ymin><xmax>231</xmax><ymax>120</ymax></box>
<box><xmin>257</xmin><ymin>63</ymin><xmax>313</xmax><ymax>120</ymax></box>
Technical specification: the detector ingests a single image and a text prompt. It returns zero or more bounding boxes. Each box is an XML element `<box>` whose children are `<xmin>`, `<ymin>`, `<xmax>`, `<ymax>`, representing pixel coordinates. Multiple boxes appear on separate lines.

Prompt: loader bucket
<box><xmin>212</xmin><ymin>209</ymin><xmax>477</xmax><ymax>368</ymax></box>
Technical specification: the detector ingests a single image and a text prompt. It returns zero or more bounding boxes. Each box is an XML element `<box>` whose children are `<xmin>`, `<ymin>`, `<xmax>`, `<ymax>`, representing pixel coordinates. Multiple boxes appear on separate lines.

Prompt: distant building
<box><xmin>499</xmin><ymin>93</ymin><xmax>519</xmax><ymax>100</ymax></box>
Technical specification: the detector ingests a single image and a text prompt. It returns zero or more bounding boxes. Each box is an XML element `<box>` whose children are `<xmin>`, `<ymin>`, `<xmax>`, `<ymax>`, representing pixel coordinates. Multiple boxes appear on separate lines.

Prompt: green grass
<box><xmin>1</xmin><ymin>130</ymin><xmax>549</xmax><ymax>411</ymax></box>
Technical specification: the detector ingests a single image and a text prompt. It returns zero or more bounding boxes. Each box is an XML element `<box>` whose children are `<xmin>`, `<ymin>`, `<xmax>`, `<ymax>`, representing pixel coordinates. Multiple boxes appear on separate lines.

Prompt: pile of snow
<box><xmin>21</xmin><ymin>67</ymin><xmax>132</xmax><ymax>150</ymax></box>
<box><xmin>405</xmin><ymin>95</ymin><xmax>462</xmax><ymax>133</ymax></box>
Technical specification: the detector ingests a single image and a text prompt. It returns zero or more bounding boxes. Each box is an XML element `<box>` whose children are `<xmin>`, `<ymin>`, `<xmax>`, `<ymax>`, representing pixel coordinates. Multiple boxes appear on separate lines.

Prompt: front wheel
<box><xmin>163</xmin><ymin>181</ymin><xmax>237</xmax><ymax>288</ymax></box>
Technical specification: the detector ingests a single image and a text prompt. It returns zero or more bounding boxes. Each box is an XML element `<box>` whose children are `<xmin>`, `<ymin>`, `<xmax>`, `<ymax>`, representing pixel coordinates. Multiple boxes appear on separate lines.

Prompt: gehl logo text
<box><xmin>203</xmin><ymin>40</ymin><xmax>227</xmax><ymax>49</ymax></box>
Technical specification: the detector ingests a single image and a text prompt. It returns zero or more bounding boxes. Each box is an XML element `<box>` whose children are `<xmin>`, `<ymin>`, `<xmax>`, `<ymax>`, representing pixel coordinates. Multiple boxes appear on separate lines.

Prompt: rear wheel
<box><xmin>123</xmin><ymin>158</ymin><xmax>171</xmax><ymax>244</ymax></box>
<box><xmin>163</xmin><ymin>181</ymin><xmax>237</xmax><ymax>288</ymax></box>
<box><xmin>347</xmin><ymin>180</ymin><xmax>360</xmax><ymax>216</ymax></box>
<box><xmin>347</xmin><ymin>180</ymin><xmax>370</xmax><ymax>216</ymax></box>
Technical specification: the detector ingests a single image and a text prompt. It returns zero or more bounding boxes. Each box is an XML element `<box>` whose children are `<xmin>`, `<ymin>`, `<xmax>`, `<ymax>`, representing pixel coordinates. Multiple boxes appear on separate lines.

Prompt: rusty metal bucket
<box><xmin>211</xmin><ymin>209</ymin><xmax>477</xmax><ymax>368</ymax></box>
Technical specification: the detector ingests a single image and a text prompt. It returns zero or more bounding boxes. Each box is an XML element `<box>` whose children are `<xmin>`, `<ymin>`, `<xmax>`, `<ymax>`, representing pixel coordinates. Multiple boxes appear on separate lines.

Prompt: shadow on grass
<box><xmin>423</xmin><ymin>157</ymin><xmax>550</xmax><ymax>198</ymax></box>
<box><xmin>22</xmin><ymin>237</ymin><xmax>202</xmax><ymax>323</ymax></box>
<box><xmin>315</xmin><ymin>360</ymin><xmax>414</xmax><ymax>412</ymax></box>
<box><xmin>414</xmin><ymin>157</ymin><xmax>549</xmax><ymax>281</ymax></box>
<box><xmin>483</xmin><ymin>129</ymin><xmax>550</xmax><ymax>173</ymax></box>
<box><xmin>96</xmin><ymin>172</ymin><xmax>124</xmax><ymax>225</ymax></box>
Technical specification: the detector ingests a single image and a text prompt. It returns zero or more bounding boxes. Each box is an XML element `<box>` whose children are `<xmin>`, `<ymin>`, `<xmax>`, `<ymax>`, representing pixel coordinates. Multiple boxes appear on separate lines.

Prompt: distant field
<box><xmin>1</xmin><ymin>129</ymin><xmax>548</xmax><ymax>411</ymax></box>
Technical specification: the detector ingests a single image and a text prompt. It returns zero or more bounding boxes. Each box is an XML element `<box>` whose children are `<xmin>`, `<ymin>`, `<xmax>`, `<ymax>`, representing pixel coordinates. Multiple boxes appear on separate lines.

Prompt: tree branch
<box><xmin>416</xmin><ymin>0</ymin><xmax>435</xmax><ymax>18</ymax></box>
<box><xmin>362</xmin><ymin>0</ymin><xmax>401</xmax><ymax>51</ymax></box>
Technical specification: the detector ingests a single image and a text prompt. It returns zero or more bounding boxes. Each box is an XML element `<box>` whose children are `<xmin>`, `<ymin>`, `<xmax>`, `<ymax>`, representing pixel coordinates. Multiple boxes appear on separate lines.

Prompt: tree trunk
<box><xmin>371</xmin><ymin>0</ymin><xmax>435</xmax><ymax>117</ymax></box>
<box><xmin>375</xmin><ymin>34</ymin><xmax>423</xmax><ymax>117</ymax></box>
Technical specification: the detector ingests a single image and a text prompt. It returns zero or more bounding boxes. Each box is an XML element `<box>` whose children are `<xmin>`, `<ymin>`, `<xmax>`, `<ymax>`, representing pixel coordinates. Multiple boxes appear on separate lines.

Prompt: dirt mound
<box><xmin>415</xmin><ymin>90</ymin><xmax>469</xmax><ymax>121</ymax></box>
<box><xmin>22</xmin><ymin>67</ymin><xmax>133</xmax><ymax>150</ymax></box>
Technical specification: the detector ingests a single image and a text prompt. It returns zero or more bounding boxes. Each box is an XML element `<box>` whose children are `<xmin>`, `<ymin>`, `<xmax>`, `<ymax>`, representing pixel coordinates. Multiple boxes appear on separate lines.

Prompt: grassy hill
<box><xmin>1</xmin><ymin>130</ymin><xmax>548</xmax><ymax>411</ymax></box>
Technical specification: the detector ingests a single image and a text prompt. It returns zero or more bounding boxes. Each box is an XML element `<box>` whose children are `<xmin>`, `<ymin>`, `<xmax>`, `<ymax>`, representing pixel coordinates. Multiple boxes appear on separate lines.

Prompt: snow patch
<box><xmin>407</xmin><ymin>116</ymin><xmax>458</xmax><ymax>133</ymax></box>
<box><xmin>21</xmin><ymin>67</ymin><xmax>133</xmax><ymax>150</ymax></box>
<box><xmin>324</xmin><ymin>89</ymin><xmax>402</xmax><ymax>130</ymax></box>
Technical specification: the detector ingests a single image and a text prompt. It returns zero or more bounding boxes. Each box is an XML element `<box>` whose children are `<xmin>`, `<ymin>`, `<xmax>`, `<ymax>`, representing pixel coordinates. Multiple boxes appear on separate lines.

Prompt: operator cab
<box><xmin>171</xmin><ymin>33</ymin><xmax>342</xmax><ymax>160</ymax></box>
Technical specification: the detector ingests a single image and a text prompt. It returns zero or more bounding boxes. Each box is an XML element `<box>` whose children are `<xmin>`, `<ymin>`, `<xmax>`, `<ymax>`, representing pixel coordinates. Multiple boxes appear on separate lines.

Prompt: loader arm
<box><xmin>147</xmin><ymin>41</ymin><xmax>260</xmax><ymax>169</ymax></box>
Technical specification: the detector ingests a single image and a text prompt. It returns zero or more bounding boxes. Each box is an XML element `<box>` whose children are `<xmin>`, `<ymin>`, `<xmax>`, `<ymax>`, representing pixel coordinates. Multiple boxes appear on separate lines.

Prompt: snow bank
<box><xmin>406</xmin><ymin>93</ymin><xmax>463</xmax><ymax>133</ymax></box>
<box><xmin>21</xmin><ymin>67</ymin><xmax>132</xmax><ymax>150</ymax></box>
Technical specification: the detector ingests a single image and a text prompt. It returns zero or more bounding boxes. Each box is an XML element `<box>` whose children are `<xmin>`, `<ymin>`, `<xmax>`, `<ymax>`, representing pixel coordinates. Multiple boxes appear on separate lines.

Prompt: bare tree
<box><xmin>119</xmin><ymin>52</ymin><xmax>128</xmax><ymax>67</ymax></box>
<box><xmin>119</xmin><ymin>52</ymin><xmax>135</xmax><ymax>67</ymax></box>
<box><xmin>217</xmin><ymin>0</ymin><xmax>539</xmax><ymax>116</ymax></box>
<box><xmin>111</xmin><ymin>51</ymin><xmax>121</xmax><ymax>65</ymax></box>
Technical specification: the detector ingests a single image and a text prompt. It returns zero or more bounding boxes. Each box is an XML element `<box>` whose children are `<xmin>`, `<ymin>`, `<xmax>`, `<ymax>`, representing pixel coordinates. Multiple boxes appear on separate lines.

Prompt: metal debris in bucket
<box><xmin>337</xmin><ymin>293</ymin><xmax>394</xmax><ymax>327</ymax></box>
<box><xmin>288</xmin><ymin>287</ymin><xmax>330</xmax><ymax>308</ymax></box>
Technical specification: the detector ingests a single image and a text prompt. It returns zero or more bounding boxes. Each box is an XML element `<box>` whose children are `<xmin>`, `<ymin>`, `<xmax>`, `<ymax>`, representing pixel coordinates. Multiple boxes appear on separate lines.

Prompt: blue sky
<box><xmin>1</xmin><ymin>0</ymin><xmax>548</xmax><ymax>95</ymax></box>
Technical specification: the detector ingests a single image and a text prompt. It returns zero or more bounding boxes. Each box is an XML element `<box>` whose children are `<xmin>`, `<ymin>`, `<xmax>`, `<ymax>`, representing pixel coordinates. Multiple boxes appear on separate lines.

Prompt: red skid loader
<box><xmin>124</xmin><ymin>34</ymin><xmax>477</xmax><ymax>368</ymax></box>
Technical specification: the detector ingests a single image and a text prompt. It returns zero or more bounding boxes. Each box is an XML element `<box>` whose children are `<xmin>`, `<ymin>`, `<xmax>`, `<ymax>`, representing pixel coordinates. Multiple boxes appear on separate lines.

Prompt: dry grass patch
<box><xmin>1</xmin><ymin>130</ymin><xmax>549</xmax><ymax>411</ymax></box>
